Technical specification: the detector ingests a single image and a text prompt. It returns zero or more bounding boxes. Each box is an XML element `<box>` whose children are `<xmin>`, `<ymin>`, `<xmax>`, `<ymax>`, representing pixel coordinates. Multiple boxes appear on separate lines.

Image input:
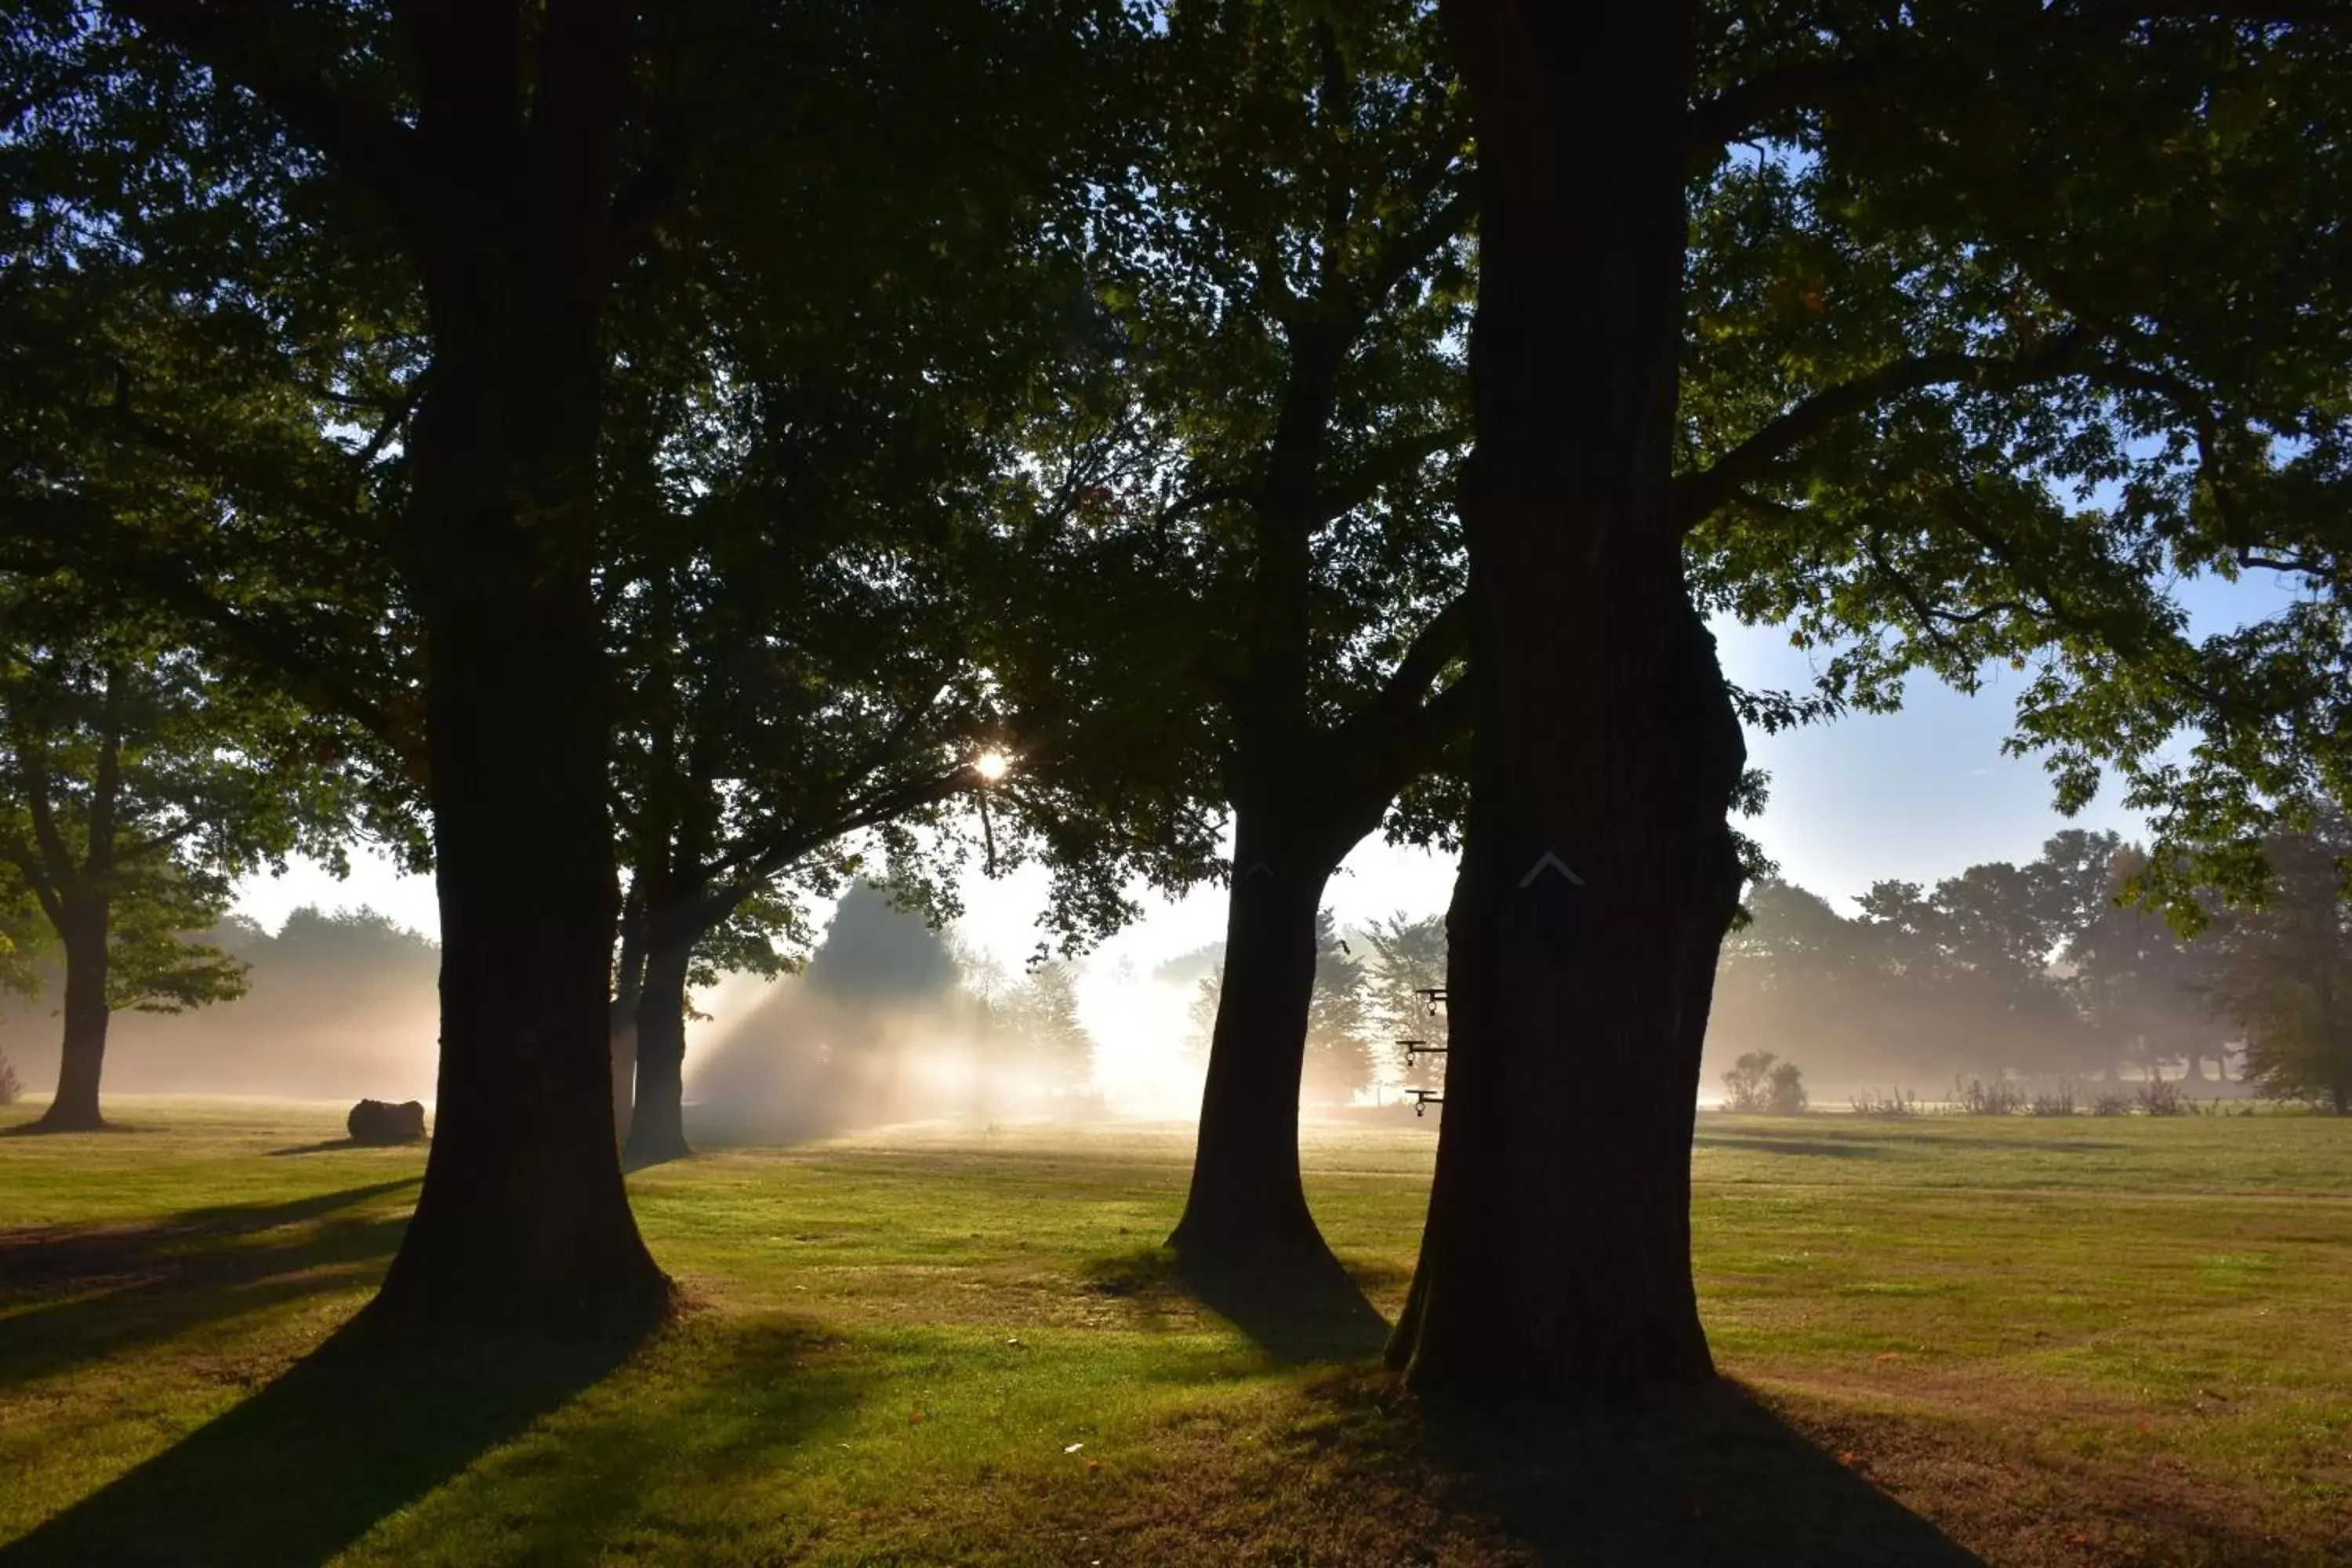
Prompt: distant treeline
<box><xmin>0</xmin><ymin>884</ymin><xmax>1105</xmax><ymax>1119</ymax></box>
<box><xmin>0</xmin><ymin>906</ymin><xmax>440</xmax><ymax>1100</ymax></box>
<box><xmin>1708</xmin><ymin>819</ymin><xmax>2352</xmax><ymax>1111</ymax></box>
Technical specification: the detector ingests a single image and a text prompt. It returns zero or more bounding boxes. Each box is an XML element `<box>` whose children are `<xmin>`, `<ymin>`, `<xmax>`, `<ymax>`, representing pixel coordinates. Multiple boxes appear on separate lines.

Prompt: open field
<box><xmin>1</xmin><ymin>1099</ymin><xmax>2348</xmax><ymax>1566</ymax></box>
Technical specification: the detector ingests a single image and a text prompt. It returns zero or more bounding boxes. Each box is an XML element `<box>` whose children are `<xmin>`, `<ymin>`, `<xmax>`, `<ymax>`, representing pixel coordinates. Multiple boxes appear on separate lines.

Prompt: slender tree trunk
<box><xmin>624</xmin><ymin>939</ymin><xmax>695</xmax><ymax>1166</ymax></box>
<box><xmin>1168</xmin><ymin>807</ymin><xmax>1343</xmax><ymax>1263</ymax></box>
<box><xmin>35</xmin><ymin>899</ymin><xmax>111</xmax><ymax>1131</ymax></box>
<box><xmin>611</xmin><ymin>898</ymin><xmax>645</xmax><ymax>1145</ymax></box>
<box><xmin>1388</xmin><ymin>5</ymin><xmax>1743</xmax><ymax>1403</ymax></box>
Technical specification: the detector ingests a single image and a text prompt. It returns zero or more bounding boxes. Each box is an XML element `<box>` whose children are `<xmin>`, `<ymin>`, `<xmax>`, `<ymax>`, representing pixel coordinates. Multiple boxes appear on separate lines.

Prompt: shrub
<box><xmin>2029</xmin><ymin>1083</ymin><xmax>2078</xmax><ymax>1117</ymax></box>
<box><xmin>2090</xmin><ymin>1091</ymin><xmax>2132</xmax><ymax>1117</ymax></box>
<box><xmin>1849</xmin><ymin>1087</ymin><xmax>1920</xmax><ymax>1117</ymax></box>
<box><xmin>2136</xmin><ymin>1077</ymin><xmax>2186</xmax><ymax>1116</ymax></box>
<box><xmin>0</xmin><ymin>1047</ymin><xmax>18</xmax><ymax>1106</ymax></box>
<box><xmin>1954</xmin><ymin>1076</ymin><xmax>2027</xmax><ymax>1116</ymax></box>
<box><xmin>1722</xmin><ymin>1051</ymin><xmax>1807</xmax><ymax>1113</ymax></box>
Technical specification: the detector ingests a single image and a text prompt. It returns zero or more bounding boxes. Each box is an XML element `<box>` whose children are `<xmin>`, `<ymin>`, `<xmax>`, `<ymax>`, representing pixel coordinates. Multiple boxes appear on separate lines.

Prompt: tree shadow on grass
<box><xmin>1305</xmin><ymin>1371</ymin><xmax>1983</xmax><ymax>1566</ymax></box>
<box><xmin>350</xmin><ymin>1314</ymin><xmax>873</xmax><ymax>1563</ymax></box>
<box><xmin>264</xmin><ymin>1138</ymin><xmax>428</xmax><ymax>1156</ymax></box>
<box><xmin>0</xmin><ymin>1319</ymin><xmax>646</xmax><ymax>1568</ymax></box>
<box><xmin>2</xmin><ymin>1312</ymin><xmax>872</xmax><ymax>1567</ymax></box>
<box><xmin>1081</xmin><ymin>1244</ymin><xmax>1397</xmax><ymax>1364</ymax></box>
<box><xmin>0</xmin><ymin>1179</ymin><xmax>419</xmax><ymax>1396</ymax></box>
<box><xmin>0</xmin><ymin>1119</ymin><xmax>143</xmax><ymax>1138</ymax></box>
<box><xmin>1693</xmin><ymin>1134</ymin><xmax>1892</xmax><ymax>1160</ymax></box>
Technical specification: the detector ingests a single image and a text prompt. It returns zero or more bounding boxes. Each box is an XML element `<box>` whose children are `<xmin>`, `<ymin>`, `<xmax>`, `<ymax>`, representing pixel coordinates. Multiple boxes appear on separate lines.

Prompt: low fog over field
<box><xmin>8</xmin><ymin>819</ymin><xmax>2314</xmax><ymax>1124</ymax></box>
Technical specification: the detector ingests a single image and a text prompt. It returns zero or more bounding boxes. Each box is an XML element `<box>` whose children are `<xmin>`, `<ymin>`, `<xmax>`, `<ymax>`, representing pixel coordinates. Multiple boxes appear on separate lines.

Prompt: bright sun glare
<box><xmin>974</xmin><ymin>750</ymin><xmax>1011</xmax><ymax>782</ymax></box>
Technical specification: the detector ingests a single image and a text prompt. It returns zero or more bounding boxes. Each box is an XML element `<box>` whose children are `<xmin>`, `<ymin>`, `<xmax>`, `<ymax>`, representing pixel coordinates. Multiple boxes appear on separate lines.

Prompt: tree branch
<box><xmin>1688</xmin><ymin>3</ymin><xmax>2352</xmax><ymax>151</ymax></box>
<box><xmin>1353</xmin><ymin>183</ymin><xmax>1472</xmax><ymax>314</ymax></box>
<box><xmin>107</xmin><ymin>0</ymin><xmax>441</xmax><ymax>239</ymax></box>
<box><xmin>12</xmin><ymin>722</ymin><xmax>80</xmax><ymax>901</ymax></box>
<box><xmin>1675</xmin><ymin>328</ymin><xmax>2094</xmax><ymax>533</ymax></box>
<box><xmin>1356</xmin><ymin>595</ymin><xmax>1468</xmax><ymax>739</ymax></box>
<box><xmin>0</xmin><ymin>833</ymin><xmax>67</xmax><ymax>929</ymax></box>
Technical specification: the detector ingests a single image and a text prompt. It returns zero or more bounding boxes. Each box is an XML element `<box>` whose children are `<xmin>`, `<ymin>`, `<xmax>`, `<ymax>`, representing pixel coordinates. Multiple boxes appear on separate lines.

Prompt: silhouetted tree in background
<box><xmin>0</xmin><ymin>602</ymin><xmax>358</xmax><ymax>1130</ymax></box>
<box><xmin>1362</xmin><ymin>911</ymin><xmax>1448</xmax><ymax>1091</ymax></box>
<box><xmin>2205</xmin><ymin>809</ymin><xmax>2352</xmax><ymax>1112</ymax></box>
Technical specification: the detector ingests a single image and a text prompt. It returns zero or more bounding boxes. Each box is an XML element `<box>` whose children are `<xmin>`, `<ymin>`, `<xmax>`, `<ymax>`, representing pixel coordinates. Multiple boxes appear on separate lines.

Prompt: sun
<box><xmin>973</xmin><ymin>750</ymin><xmax>1011</xmax><ymax>782</ymax></box>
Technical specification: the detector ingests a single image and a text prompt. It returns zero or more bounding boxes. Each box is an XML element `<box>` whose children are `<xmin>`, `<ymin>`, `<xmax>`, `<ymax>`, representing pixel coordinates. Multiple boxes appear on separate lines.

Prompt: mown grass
<box><xmin>1</xmin><ymin>1098</ymin><xmax>2347</xmax><ymax>1565</ymax></box>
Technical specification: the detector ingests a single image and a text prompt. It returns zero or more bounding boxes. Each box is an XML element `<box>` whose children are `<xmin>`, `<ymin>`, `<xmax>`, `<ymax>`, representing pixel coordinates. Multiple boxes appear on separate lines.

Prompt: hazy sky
<box><xmin>232</xmin><ymin>572</ymin><xmax>2299</xmax><ymax>984</ymax></box>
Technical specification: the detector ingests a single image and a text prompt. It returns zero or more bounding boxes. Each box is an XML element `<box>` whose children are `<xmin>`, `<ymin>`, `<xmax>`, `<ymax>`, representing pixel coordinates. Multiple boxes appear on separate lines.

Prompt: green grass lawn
<box><xmin>2</xmin><ymin>1098</ymin><xmax>2347</xmax><ymax>1566</ymax></box>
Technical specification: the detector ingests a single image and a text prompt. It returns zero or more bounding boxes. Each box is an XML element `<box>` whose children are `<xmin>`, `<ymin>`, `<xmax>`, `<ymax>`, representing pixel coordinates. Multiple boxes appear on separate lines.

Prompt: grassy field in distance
<box><xmin>1</xmin><ymin>1098</ymin><xmax>2347</xmax><ymax>1566</ymax></box>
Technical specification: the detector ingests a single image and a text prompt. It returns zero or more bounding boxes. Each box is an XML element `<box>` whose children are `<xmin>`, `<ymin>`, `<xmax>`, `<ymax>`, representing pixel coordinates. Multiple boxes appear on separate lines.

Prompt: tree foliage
<box><xmin>0</xmin><ymin>592</ymin><xmax>361</xmax><ymax>1021</ymax></box>
<box><xmin>1713</xmin><ymin>830</ymin><xmax>2238</xmax><ymax>1087</ymax></box>
<box><xmin>1681</xmin><ymin>12</ymin><xmax>2352</xmax><ymax>918</ymax></box>
<box><xmin>2203</xmin><ymin>808</ymin><xmax>2352</xmax><ymax>1111</ymax></box>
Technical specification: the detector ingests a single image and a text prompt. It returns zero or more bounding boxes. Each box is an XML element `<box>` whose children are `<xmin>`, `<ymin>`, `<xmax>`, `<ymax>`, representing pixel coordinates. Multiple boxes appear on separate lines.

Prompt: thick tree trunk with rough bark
<box><xmin>367</xmin><ymin>272</ymin><xmax>667</xmax><ymax>1337</ymax></box>
<box><xmin>1388</xmin><ymin>3</ymin><xmax>1748</xmax><ymax>1403</ymax></box>
<box><xmin>1168</xmin><ymin>808</ymin><xmax>1340</xmax><ymax>1261</ymax></box>
<box><xmin>36</xmin><ymin>901</ymin><xmax>111</xmax><ymax>1131</ymax></box>
<box><xmin>107</xmin><ymin>0</ymin><xmax>670</xmax><ymax>1337</ymax></box>
<box><xmin>623</xmin><ymin>939</ymin><xmax>694</xmax><ymax>1166</ymax></box>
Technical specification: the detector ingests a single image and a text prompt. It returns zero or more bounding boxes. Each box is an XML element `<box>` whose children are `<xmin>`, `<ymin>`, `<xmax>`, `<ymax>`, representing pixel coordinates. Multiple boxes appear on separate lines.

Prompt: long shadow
<box><xmin>1693</xmin><ymin>1134</ymin><xmax>1889</xmax><ymax>1160</ymax></box>
<box><xmin>1315</xmin><ymin>1373</ymin><xmax>1982</xmax><ymax>1566</ymax></box>
<box><xmin>0</xmin><ymin>1120</ymin><xmax>143</xmax><ymax>1138</ymax></box>
<box><xmin>0</xmin><ymin>1180</ymin><xmax>419</xmax><ymax>1395</ymax></box>
<box><xmin>1901</xmin><ymin>1133</ymin><xmax>2125</xmax><ymax>1154</ymax></box>
<box><xmin>1698</xmin><ymin>1126</ymin><xmax>2129</xmax><ymax>1157</ymax></box>
<box><xmin>1083</xmin><ymin>1245</ymin><xmax>1396</xmax><ymax>1364</ymax></box>
<box><xmin>0</xmin><ymin>1318</ymin><xmax>647</xmax><ymax>1568</ymax></box>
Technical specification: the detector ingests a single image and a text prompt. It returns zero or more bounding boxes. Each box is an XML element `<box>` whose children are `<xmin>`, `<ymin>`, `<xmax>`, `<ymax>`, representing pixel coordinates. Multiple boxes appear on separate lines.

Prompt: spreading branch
<box><xmin>1689</xmin><ymin>3</ymin><xmax>2352</xmax><ymax>151</ymax></box>
<box><xmin>107</xmin><ymin>0</ymin><xmax>442</xmax><ymax>241</ymax></box>
<box><xmin>1675</xmin><ymin>328</ymin><xmax>2095</xmax><ymax>534</ymax></box>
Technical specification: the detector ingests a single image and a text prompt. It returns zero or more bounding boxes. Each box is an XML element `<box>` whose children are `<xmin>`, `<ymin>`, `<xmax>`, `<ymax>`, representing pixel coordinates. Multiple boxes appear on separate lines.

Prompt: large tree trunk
<box><xmin>366</xmin><ymin>274</ymin><xmax>668</xmax><ymax>1338</ymax></box>
<box><xmin>1168</xmin><ymin>807</ymin><xmax>1341</xmax><ymax>1263</ymax></box>
<box><xmin>35</xmin><ymin>899</ymin><xmax>110</xmax><ymax>1132</ymax></box>
<box><xmin>623</xmin><ymin>939</ymin><xmax>695</xmax><ymax>1166</ymax></box>
<box><xmin>1388</xmin><ymin>5</ymin><xmax>1745</xmax><ymax>1404</ymax></box>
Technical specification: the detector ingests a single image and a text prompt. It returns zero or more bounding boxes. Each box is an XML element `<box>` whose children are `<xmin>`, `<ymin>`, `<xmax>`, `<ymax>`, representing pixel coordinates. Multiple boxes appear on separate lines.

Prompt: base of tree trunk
<box><xmin>1166</xmin><ymin>1190</ymin><xmax>1337</xmax><ymax>1268</ymax></box>
<box><xmin>366</xmin><ymin>1106</ymin><xmax>677</xmax><ymax>1342</ymax></box>
<box><xmin>620</xmin><ymin>1125</ymin><xmax>695</xmax><ymax>1169</ymax></box>
<box><xmin>363</xmin><ymin>1247</ymin><xmax>677</xmax><ymax>1345</ymax></box>
<box><xmin>28</xmin><ymin>1103</ymin><xmax>107</xmax><ymax>1134</ymax></box>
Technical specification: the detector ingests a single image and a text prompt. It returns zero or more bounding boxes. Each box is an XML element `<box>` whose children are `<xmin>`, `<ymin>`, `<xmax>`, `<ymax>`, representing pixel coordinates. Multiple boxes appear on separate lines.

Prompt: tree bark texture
<box><xmin>368</xmin><ymin>120</ymin><xmax>665</xmax><ymax>1333</ymax></box>
<box><xmin>104</xmin><ymin>1</ymin><xmax>668</xmax><ymax>1333</ymax></box>
<box><xmin>622</xmin><ymin>938</ymin><xmax>695</xmax><ymax>1166</ymax></box>
<box><xmin>1388</xmin><ymin>3</ymin><xmax>1748</xmax><ymax>1403</ymax></box>
<box><xmin>36</xmin><ymin>899</ymin><xmax>111</xmax><ymax>1131</ymax></box>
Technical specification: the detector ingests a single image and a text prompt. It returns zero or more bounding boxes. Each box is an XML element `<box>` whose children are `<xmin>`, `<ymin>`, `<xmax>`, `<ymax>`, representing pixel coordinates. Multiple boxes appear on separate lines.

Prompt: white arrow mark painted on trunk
<box><xmin>1517</xmin><ymin>850</ymin><xmax>1584</xmax><ymax>888</ymax></box>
